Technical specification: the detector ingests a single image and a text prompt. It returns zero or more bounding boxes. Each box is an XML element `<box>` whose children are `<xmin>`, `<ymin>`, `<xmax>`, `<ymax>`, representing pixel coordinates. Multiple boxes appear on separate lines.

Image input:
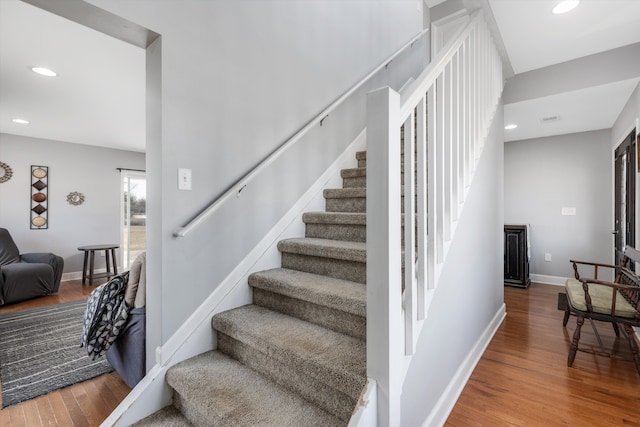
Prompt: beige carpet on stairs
<box><xmin>134</xmin><ymin>150</ymin><xmax>372</xmax><ymax>426</ymax></box>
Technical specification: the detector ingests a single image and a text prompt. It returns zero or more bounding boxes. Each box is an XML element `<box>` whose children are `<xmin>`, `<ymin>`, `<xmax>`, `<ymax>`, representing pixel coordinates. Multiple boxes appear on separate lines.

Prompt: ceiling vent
<box><xmin>540</xmin><ymin>115</ymin><xmax>560</xmax><ymax>123</ymax></box>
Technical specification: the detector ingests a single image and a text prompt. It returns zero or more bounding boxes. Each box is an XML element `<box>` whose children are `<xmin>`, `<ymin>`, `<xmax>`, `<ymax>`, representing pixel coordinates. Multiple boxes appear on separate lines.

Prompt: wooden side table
<box><xmin>78</xmin><ymin>244</ymin><xmax>119</xmax><ymax>285</ymax></box>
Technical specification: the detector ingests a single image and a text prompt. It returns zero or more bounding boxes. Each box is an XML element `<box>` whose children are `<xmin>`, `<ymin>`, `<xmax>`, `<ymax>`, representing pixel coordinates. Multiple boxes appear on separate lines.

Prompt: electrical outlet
<box><xmin>544</xmin><ymin>253</ymin><xmax>552</xmax><ymax>262</ymax></box>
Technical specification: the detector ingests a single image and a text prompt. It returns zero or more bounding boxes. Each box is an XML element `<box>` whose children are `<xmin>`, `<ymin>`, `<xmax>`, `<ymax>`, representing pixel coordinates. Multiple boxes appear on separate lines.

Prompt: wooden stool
<box><xmin>78</xmin><ymin>244</ymin><xmax>119</xmax><ymax>285</ymax></box>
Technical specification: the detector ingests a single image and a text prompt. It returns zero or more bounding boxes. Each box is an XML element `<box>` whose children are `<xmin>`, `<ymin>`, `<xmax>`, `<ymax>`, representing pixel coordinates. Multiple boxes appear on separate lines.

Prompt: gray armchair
<box><xmin>0</xmin><ymin>228</ymin><xmax>64</xmax><ymax>306</ymax></box>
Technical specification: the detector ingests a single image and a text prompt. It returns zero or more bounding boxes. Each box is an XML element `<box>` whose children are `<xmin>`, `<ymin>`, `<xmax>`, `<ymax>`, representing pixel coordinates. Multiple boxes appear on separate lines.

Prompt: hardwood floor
<box><xmin>446</xmin><ymin>283</ymin><xmax>640</xmax><ymax>426</ymax></box>
<box><xmin>0</xmin><ymin>280</ymin><xmax>131</xmax><ymax>427</ymax></box>
<box><xmin>2</xmin><ymin>281</ymin><xmax>638</xmax><ymax>426</ymax></box>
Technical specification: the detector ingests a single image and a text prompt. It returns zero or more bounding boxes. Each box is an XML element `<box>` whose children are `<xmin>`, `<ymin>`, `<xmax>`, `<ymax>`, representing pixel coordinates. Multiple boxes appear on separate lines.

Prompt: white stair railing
<box><xmin>365</xmin><ymin>10</ymin><xmax>504</xmax><ymax>426</ymax></box>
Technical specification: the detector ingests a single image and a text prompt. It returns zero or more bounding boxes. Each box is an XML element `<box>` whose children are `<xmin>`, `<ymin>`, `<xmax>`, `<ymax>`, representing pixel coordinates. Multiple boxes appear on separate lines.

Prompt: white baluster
<box><xmin>403</xmin><ymin>111</ymin><xmax>416</xmax><ymax>355</ymax></box>
<box><xmin>416</xmin><ymin>95</ymin><xmax>427</xmax><ymax>318</ymax></box>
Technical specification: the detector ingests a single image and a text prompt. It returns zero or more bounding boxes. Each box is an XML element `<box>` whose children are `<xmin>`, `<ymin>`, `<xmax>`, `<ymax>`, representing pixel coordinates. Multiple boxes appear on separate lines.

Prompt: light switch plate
<box><xmin>561</xmin><ymin>207</ymin><xmax>576</xmax><ymax>216</ymax></box>
<box><xmin>178</xmin><ymin>168</ymin><xmax>192</xmax><ymax>190</ymax></box>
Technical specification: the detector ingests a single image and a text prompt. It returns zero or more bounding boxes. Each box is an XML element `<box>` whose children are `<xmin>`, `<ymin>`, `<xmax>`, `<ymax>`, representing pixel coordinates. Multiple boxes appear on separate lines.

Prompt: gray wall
<box><xmin>0</xmin><ymin>133</ymin><xmax>144</xmax><ymax>274</ymax></box>
<box><xmin>612</xmin><ymin>81</ymin><xmax>639</xmax><ymax>146</ymax></box>
<box><xmin>402</xmin><ymin>102</ymin><xmax>505</xmax><ymax>425</ymax></box>
<box><xmin>84</xmin><ymin>0</ymin><xmax>426</xmax><ymax>348</ymax></box>
<box><xmin>612</xmin><ymin>81</ymin><xmax>640</xmax><ymax>264</ymax></box>
<box><xmin>504</xmin><ymin>130</ymin><xmax>613</xmax><ymax>278</ymax></box>
<box><xmin>503</xmin><ymin>43</ymin><xmax>640</xmax><ymax>106</ymax></box>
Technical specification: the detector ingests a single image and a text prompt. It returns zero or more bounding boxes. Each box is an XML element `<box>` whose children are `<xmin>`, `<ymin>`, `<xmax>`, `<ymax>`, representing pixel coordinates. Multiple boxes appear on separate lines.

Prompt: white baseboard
<box><xmin>530</xmin><ymin>274</ymin><xmax>567</xmax><ymax>286</ymax></box>
<box><xmin>62</xmin><ymin>271</ymin><xmax>82</xmax><ymax>281</ymax></box>
<box><xmin>102</xmin><ymin>130</ymin><xmax>366</xmax><ymax>427</ymax></box>
<box><xmin>62</xmin><ymin>269</ymin><xmax>109</xmax><ymax>282</ymax></box>
<box><xmin>423</xmin><ymin>303</ymin><xmax>506</xmax><ymax>427</ymax></box>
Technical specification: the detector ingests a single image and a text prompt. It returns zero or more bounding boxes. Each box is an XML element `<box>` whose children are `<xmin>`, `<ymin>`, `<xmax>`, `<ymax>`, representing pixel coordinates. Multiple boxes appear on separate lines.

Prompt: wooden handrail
<box><xmin>173</xmin><ymin>27</ymin><xmax>430</xmax><ymax>238</ymax></box>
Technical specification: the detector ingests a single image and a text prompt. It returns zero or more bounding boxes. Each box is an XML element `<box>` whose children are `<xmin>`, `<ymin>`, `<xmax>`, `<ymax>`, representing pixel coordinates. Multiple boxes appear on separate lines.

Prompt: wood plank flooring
<box><xmin>0</xmin><ymin>280</ymin><xmax>131</xmax><ymax>426</ymax></box>
<box><xmin>2</xmin><ymin>281</ymin><xmax>638</xmax><ymax>425</ymax></box>
<box><xmin>446</xmin><ymin>283</ymin><xmax>640</xmax><ymax>426</ymax></box>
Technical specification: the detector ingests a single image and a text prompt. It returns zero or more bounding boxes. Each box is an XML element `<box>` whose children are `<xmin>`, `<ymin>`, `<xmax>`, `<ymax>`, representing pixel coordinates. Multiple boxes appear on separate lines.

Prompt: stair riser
<box><xmin>354</xmin><ymin>160</ymin><xmax>413</xmax><ymax>169</ymax></box>
<box><xmin>281</xmin><ymin>253</ymin><xmax>366</xmax><ymax>284</ymax></box>
<box><xmin>342</xmin><ymin>176</ymin><xmax>366</xmax><ymax>188</ymax></box>
<box><xmin>253</xmin><ymin>288</ymin><xmax>365</xmax><ymax>340</ymax></box>
<box><xmin>325</xmin><ymin>197</ymin><xmax>366</xmax><ymax>213</ymax></box>
<box><xmin>325</xmin><ymin>197</ymin><xmax>415</xmax><ymax>214</ymax></box>
<box><xmin>172</xmin><ymin>393</ymin><xmax>208</xmax><ymax>427</ymax></box>
<box><xmin>305</xmin><ymin>223</ymin><xmax>366</xmax><ymax>242</ymax></box>
<box><xmin>217</xmin><ymin>333</ymin><xmax>357</xmax><ymax>422</ymax></box>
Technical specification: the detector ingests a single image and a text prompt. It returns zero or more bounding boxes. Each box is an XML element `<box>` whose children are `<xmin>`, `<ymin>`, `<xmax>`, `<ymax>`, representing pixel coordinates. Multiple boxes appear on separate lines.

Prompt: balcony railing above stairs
<box><xmin>365</xmin><ymin>10</ymin><xmax>504</xmax><ymax>426</ymax></box>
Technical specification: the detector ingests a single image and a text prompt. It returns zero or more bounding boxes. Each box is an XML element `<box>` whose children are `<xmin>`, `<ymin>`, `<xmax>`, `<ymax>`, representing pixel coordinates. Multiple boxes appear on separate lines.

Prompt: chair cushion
<box><xmin>125</xmin><ymin>252</ymin><xmax>146</xmax><ymax>308</ymax></box>
<box><xmin>565</xmin><ymin>278</ymin><xmax>638</xmax><ymax>318</ymax></box>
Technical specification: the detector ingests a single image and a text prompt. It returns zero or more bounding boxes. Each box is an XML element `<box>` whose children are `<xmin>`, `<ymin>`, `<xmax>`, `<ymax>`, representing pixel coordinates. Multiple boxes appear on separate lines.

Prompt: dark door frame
<box><xmin>614</xmin><ymin>128</ymin><xmax>637</xmax><ymax>266</ymax></box>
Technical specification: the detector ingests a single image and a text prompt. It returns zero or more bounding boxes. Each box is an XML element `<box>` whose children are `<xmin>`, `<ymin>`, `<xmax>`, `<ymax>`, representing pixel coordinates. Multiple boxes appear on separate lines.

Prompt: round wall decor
<box><xmin>0</xmin><ymin>161</ymin><xmax>13</xmax><ymax>183</ymax></box>
<box><xmin>32</xmin><ymin>167</ymin><xmax>47</xmax><ymax>179</ymax></box>
<box><xmin>33</xmin><ymin>192</ymin><xmax>47</xmax><ymax>202</ymax></box>
<box><xmin>66</xmin><ymin>192</ymin><xmax>85</xmax><ymax>206</ymax></box>
<box><xmin>31</xmin><ymin>216</ymin><xmax>47</xmax><ymax>227</ymax></box>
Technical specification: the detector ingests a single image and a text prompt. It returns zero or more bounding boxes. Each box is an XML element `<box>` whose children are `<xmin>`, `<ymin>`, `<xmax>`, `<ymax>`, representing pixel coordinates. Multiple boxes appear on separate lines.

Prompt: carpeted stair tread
<box><xmin>303</xmin><ymin>211</ymin><xmax>366</xmax><ymax>225</ymax></box>
<box><xmin>324</xmin><ymin>188</ymin><xmax>367</xmax><ymax>213</ymax></box>
<box><xmin>212</xmin><ymin>304</ymin><xmax>366</xmax><ymax>398</ymax></box>
<box><xmin>355</xmin><ymin>151</ymin><xmax>366</xmax><ymax>161</ymax></box>
<box><xmin>303</xmin><ymin>212</ymin><xmax>367</xmax><ymax>242</ymax></box>
<box><xmin>166</xmin><ymin>350</ymin><xmax>342</xmax><ymax>427</ymax></box>
<box><xmin>278</xmin><ymin>238</ymin><xmax>366</xmax><ymax>263</ymax></box>
<box><xmin>248</xmin><ymin>268</ymin><xmax>366</xmax><ymax>317</ymax></box>
<box><xmin>132</xmin><ymin>406</ymin><xmax>193</xmax><ymax>426</ymax></box>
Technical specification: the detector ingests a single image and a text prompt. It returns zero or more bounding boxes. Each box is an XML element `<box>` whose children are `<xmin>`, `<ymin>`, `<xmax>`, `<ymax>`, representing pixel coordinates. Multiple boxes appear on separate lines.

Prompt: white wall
<box><xmin>401</xmin><ymin>103</ymin><xmax>505</xmax><ymax>425</ymax></box>
<box><xmin>504</xmin><ymin>129</ymin><xmax>613</xmax><ymax>278</ymax></box>
<box><xmin>83</xmin><ymin>0</ymin><xmax>426</xmax><ymax>351</ymax></box>
<box><xmin>0</xmin><ymin>133</ymin><xmax>144</xmax><ymax>274</ymax></box>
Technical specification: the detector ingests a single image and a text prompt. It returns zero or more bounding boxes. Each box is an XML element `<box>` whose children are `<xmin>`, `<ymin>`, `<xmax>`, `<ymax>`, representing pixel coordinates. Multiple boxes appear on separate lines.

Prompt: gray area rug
<box><xmin>0</xmin><ymin>299</ymin><xmax>113</xmax><ymax>407</ymax></box>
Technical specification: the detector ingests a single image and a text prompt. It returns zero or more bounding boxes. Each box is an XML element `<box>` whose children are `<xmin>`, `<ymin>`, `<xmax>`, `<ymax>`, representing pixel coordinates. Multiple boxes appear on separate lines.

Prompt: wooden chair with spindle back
<box><xmin>564</xmin><ymin>246</ymin><xmax>640</xmax><ymax>375</ymax></box>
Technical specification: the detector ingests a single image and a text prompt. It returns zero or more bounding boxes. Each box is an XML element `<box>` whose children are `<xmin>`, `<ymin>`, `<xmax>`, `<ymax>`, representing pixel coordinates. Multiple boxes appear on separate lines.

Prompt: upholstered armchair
<box><xmin>0</xmin><ymin>227</ymin><xmax>64</xmax><ymax>306</ymax></box>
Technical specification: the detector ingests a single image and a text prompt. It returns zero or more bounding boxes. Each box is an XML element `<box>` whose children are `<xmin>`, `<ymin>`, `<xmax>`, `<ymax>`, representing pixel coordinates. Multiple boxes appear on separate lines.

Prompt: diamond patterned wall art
<box><xmin>31</xmin><ymin>165</ymin><xmax>49</xmax><ymax>229</ymax></box>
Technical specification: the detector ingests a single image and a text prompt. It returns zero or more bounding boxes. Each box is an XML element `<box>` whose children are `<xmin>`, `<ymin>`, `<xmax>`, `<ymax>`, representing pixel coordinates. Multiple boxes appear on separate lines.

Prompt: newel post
<box><xmin>366</xmin><ymin>87</ymin><xmax>403</xmax><ymax>427</ymax></box>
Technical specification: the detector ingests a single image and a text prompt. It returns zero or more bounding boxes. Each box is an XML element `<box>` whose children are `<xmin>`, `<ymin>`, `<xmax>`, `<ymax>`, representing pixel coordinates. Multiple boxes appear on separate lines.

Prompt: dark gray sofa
<box><xmin>0</xmin><ymin>227</ymin><xmax>64</xmax><ymax>306</ymax></box>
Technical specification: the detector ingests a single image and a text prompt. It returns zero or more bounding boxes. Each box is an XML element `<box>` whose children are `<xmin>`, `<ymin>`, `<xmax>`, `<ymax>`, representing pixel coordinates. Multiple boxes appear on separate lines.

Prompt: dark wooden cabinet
<box><xmin>504</xmin><ymin>224</ymin><xmax>530</xmax><ymax>288</ymax></box>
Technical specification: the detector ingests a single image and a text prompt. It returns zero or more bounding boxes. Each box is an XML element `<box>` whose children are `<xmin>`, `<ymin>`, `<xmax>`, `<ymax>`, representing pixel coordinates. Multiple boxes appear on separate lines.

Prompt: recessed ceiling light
<box><xmin>12</xmin><ymin>118</ymin><xmax>30</xmax><ymax>124</ymax></box>
<box><xmin>553</xmin><ymin>1</ymin><xmax>579</xmax><ymax>14</ymax></box>
<box><xmin>504</xmin><ymin>124</ymin><xmax>518</xmax><ymax>130</ymax></box>
<box><xmin>31</xmin><ymin>67</ymin><xmax>57</xmax><ymax>77</ymax></box>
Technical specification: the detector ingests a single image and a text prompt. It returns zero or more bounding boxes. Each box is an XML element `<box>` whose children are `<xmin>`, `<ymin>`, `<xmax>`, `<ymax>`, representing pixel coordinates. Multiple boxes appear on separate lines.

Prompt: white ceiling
<box><xmin>489</xmin><ymin>0</ymin><xmax>640</xmax><ymax>142</ymax></box>
<box><xmin>0</xmin><ymin>0</ymin><xmax>639</xmax><ymax>151</ymax></box>
<box><xmin>0</xmin><ymin>0</ymin><xmax>145</xmax><ymax>152</ymax></box>
<box><xmin>489</xmin><ymin>0</ymin><xmax>640</xmax><ymax>75</ymax></box>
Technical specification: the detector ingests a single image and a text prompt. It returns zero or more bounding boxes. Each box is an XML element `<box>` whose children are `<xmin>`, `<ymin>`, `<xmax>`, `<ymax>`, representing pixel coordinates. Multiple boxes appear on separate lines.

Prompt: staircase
<box><xmin>119</xmin><ymin>11</ymin><xmax>504</xmax><ymax>426</ymax></box>
<box><xmin>134</xmin><ymin>152</ymin><xmax>371</xmax><ymax>426</ymax></box>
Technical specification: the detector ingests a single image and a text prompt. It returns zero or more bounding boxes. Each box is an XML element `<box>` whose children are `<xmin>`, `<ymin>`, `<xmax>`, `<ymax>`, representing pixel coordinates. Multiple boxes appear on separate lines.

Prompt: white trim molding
<box><xmin>530</xmin><ymin>274</ymin><xmax>567</xmax><ymax>286</ymax></box>
<box><xmin>423</xmin><ymin>303</ymin><xmax>506</xmax><ymax>427</ymax></box>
